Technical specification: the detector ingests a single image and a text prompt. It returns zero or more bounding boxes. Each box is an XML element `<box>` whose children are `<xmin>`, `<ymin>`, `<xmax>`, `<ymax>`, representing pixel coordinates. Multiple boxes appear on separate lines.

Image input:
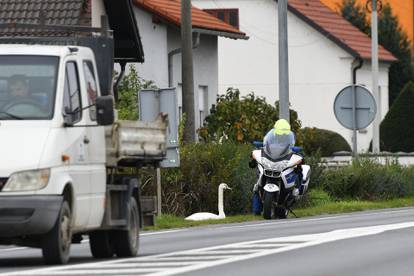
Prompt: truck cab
<box><xmin>0</xmin><ymin>41</ymin><xmax>162</xmax><ymax>264</ymax></box>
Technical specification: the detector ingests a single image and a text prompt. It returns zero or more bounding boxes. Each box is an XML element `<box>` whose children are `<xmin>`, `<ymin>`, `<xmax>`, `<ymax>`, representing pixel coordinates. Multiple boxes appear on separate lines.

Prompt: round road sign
<box><xmin>333</xmin><ymin>85</ymin><xmax>377</xmax><ymax>130</ymax></box>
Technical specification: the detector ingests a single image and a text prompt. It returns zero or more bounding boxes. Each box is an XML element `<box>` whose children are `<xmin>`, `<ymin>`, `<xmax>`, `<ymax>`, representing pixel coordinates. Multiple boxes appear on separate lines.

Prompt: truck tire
<box><xmin>42</xmin><ymin>201</ymin><xmax>72</xmax><ymax>264</ymax></box>
<box><xmin>263</xmin><ymin>192</ymin><xmax>274</xmax><ymax>220</ymax></box>
<box><xmin>113</xmin><ymin>197</ymin><xmax>139</xmax><ymax>257</ymax></box>
<box><xmin>89</xmin><ymin>231</ymin><xmax>114</xmax><ymax>258</ymax></box>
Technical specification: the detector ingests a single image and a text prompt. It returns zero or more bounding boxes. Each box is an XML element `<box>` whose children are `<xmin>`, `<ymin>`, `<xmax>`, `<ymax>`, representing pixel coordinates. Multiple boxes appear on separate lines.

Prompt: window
<box><xmin>0</xmin><ymin>55</ymin><xmax>58</xmax><ymax>120</ymax></box>
<box><xmin>177</xmin><ymin>83</ymin><xmax>182</xmax><ymax>121</ymax></box>
<box><xmin>198</xmin><ymin>85</ymin><xmax>208</xmax><ymax>127</ymax></box>
<box><xmin>63</xmin><ymin>62</ymin><xmax>82</xmax><ymax>123</ymax></box>
<box><xmin>83</xmin><ymin>61</ymin><xmax>98</xmax><ymax>121</ymax></box>
<box><xmin>204</xmin><ymin>9</ymin><xmax>239</xmax><ymax>29</ymax></box>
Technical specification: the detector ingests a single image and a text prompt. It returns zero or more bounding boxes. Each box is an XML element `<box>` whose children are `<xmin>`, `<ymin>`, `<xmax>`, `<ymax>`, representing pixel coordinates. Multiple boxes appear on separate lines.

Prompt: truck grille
<box><xmin>0</xmin><ymin>178</ymin><xmax>7</xmax><ymax>191</ymax></box>
<box><xmin>264</xmin><ymin>170</ymin><xmax>281</xmax><ymax>178</ymax></box>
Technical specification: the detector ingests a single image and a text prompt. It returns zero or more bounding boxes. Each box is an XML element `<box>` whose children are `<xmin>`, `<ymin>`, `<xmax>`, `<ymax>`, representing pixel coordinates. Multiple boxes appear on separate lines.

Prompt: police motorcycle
<box><xmin>250</xmin><ymin>141</ymin><xmax>311</xmax><ymax>219</ymax></box>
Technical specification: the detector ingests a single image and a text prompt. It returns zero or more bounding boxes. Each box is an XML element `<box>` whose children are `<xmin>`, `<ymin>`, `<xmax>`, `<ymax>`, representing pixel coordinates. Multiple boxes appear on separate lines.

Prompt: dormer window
<box><xmin>204</xmin><ymin>9</ymin><xmax>239</xmax><ymax>29</ymax></box>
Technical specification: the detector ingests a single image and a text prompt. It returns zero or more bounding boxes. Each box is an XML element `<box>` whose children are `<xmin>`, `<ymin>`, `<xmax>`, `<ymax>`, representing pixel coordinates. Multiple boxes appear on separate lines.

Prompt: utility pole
<box><xmin>278</xmin><ymin>0</ymin><xmax>290</xmax><ymax>123</ymax></box>
<box><xmin>371</xmin><ymin>0</ymin><xmax>380</xmax><ymax>153</ymax></box>
<box><xmin>181</xmin><ymin>0</ymin><xmax>196</xmax><ymax>143</ymax></box>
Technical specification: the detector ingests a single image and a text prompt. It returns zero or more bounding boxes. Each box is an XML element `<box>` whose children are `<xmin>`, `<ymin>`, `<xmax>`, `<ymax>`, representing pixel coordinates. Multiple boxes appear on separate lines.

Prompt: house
<box><xmin>0</xmin><ymin>0</ymin><xmax>144</xmax><ymax>65</ymax></box>
<box><xmin>193</xmin><ymin>0</ymin><xmax>396</xmax><ymax>151</ymax></box>
<box><xmin>130</xmin><ymin>0</ymin><xmax>247</xmax><ymax>131</ymax></box>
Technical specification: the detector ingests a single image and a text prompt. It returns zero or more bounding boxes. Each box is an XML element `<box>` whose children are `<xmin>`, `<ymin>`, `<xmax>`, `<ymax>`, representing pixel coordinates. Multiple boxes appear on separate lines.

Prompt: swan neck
<box><xmin>218</xmin><ymin>186</ymin><xmax>225</xmax><ymax>217</ymax></box>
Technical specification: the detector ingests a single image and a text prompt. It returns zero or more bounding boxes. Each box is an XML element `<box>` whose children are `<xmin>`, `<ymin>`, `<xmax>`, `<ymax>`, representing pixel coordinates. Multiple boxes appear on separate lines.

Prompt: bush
<box><xmin>198</xmin><ymin>88</ymin><xmax>301</xmax><ymax>143</ymax></box>
<box><xmin>298</xmin><ymin>127</ymin><xmax>351</xmax><ymax>156</ymax></box>
<box><xmin>380</xmin><ymin>82</ymin><xmax>414</xmax><ymax>152</ymax></box>
<box><xmin>319</xmin><ymin>158</ymin><xmax>414</xmax><ymax>200</ymax></box>
<box><xmin>116</xmin><ymin>65</ymin><xmax>155</xmax><ymax>120</ymax></box>
<box><xmin>160</xmin><ymin>143</ymin><xmax>257</xmax><ymax>216</ymax></box>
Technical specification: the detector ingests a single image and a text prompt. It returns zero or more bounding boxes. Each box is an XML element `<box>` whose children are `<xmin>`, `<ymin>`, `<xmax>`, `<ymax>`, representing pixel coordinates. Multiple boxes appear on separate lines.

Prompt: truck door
<box><xmin>62</xmin><ymin>60</ymin><xmax>91</xmax><ymax>228</ymax></box>
<box><xmin>81</xmin><ymin>60</ymin><xmax>106</xmax><ymax>228</ymax></box>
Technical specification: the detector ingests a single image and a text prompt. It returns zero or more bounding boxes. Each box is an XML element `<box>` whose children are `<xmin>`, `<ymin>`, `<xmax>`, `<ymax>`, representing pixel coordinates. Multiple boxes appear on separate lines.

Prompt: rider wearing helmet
<box><xmin>263</xmin><ymin>119</ymin><xmax>295</xmax><ymax>159</ymax></box>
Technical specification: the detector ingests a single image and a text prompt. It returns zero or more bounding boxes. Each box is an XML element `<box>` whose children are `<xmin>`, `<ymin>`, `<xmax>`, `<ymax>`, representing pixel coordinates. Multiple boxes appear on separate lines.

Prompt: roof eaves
<box><xmin>193</xmin><ymin>28</ymin><xmax>249</xmax><ymax>40</ymax></box>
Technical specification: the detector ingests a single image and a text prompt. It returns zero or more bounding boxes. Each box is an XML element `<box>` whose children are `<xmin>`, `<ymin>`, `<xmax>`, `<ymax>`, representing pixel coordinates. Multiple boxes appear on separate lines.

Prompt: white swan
<box><xmin>185</xmin><ymin>183</ymin><xmax>231</xmax><ymax>221</ymax></box>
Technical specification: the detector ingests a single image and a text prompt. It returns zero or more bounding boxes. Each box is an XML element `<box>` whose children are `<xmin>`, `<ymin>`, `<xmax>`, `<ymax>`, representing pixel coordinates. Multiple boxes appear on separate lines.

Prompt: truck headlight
<box><xmin>2</xmin><ymin>169</ymin><xmax>50</xmax><ymax>192</ymax></box>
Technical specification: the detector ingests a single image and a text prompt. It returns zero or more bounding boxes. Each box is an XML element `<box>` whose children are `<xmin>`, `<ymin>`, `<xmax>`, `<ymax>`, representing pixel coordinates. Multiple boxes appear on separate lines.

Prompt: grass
<box><xmin>144</xmin><ymin>191</ymin><xmax>414</xmax><ymax>231</ymax></box>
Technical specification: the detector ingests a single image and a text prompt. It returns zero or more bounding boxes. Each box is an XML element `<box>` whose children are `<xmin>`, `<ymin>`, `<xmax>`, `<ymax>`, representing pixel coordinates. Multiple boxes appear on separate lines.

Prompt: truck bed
<box><xmin>105</xmin><ymin>114</ymin><xmax>168</xmax><ymax>167</ymax></box>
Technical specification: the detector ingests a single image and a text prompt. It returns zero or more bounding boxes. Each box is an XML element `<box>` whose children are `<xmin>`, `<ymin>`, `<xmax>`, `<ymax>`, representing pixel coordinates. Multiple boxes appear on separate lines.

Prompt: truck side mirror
<box><xmin>96</xmin><ymin>96</ymin><xmax>114</xmax><ymax>126</ymax></box>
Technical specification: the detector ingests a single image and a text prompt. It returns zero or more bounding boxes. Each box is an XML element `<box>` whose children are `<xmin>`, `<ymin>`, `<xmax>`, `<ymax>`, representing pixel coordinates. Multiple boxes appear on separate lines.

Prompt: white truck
<box><xmin>0</xmin><ymin>22</ymin><xmax>168</xmax><ymax>264</ymax></box>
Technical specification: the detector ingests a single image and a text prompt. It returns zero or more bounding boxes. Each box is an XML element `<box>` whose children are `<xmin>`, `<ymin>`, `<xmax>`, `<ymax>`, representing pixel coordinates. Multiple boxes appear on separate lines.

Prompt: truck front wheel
<box><xmin>113</xmin><ymin>197</ymin><xmax>140</xmax><ymax>257</ymax></box>
<box><xmin>42</xmin><ymin>201</ymin><xmax>72</xmax><ymax>264</ymax></box>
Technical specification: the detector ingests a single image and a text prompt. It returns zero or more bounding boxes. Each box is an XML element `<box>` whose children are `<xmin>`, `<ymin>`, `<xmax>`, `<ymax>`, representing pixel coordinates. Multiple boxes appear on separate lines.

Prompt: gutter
<box><xmin>168</xmin><ymin>32</ymin><xmax>201</xmax><ymax>87</ymax></box>
<box><xmin>192</xmin><ymin>28</ymin><xmax>249</xmax><ymax>40</ymax></box>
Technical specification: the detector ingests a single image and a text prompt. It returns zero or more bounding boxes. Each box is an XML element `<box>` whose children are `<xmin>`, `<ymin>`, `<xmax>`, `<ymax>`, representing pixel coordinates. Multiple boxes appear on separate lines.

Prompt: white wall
<box><xmin>167</xmin><ymin>28</ymin><xmax>219</xmax><ymax>131</ymax></box>
<box><xmin>133</xmin><ymin>7</ymin><xmax>169</xmax><ymax>87</ymax></box>
<box><xmin>91</xmin><ymin>0</ymin><xmax>106</xmax><ymax>27</ymax></box>
<box><xmin>193</xmin><ymin>0</ymin><xmax>391</xmax><ymax>152</ymax></box>
<box><xmin>132</xmin><ymin>6</ymin><xmax>219</xmax><ymax>132</ymax></box>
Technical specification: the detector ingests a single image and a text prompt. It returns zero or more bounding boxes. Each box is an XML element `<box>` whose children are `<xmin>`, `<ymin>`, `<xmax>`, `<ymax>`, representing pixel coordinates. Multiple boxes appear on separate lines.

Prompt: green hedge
<box><xmin>319</xmin><ymin>158</ymin><xmax>414</xmax><ymax>200</ymax></box>
<box><xmin>380</xmin><ymin>82</ymin><xmax>414</xmax><ymax>152</ymax></box>
<box><xmin>160</xmin><ymin>143</ymin><xmax>256</xmax><ymax>216</ymax></box>
<box><xmin>155</xmin><ymin>144</ymin><xmax>414</xmax><ymax>217</ymax></box>
<box><xmin>298</xmin><ymin>127</ymin><xmax>351</xmax><ymax>156</ymax></box>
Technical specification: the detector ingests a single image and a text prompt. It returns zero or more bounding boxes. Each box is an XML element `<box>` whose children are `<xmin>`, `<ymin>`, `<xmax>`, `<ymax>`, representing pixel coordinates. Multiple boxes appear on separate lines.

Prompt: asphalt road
<box><xmin>1</xmin><ymin>207</ymin><xmax>414</xmax><ymax>275</ymax></box>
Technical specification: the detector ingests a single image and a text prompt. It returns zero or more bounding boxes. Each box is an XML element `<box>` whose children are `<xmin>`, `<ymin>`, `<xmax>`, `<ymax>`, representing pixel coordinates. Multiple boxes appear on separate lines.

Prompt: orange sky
<box><xmin>320</xmin><ymin>0</ymin><xmax>414</xmax><ymax>44</ymax></box>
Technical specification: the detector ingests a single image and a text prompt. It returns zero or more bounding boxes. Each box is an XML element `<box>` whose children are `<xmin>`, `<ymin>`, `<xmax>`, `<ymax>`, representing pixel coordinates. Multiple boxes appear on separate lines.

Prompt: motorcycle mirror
<box><xmin>253</xmin><ymin>141</ymin><xmax>264</xmax><ymax>148</ymax></box>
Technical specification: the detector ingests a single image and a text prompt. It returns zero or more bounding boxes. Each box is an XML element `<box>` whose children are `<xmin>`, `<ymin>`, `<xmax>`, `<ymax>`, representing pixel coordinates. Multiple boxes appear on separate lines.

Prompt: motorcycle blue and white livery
<box><xmin>251</xmin><ymin>142</ymin><xmax>311</xmax><ymax>219</ymax></box>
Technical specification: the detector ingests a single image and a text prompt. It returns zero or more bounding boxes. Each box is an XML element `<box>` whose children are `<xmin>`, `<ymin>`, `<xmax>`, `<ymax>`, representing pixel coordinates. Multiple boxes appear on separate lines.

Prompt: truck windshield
<box><xmin>0</xmin><ymin>55</ymin><xmax>58</xmax><ymax>120</ymax></box>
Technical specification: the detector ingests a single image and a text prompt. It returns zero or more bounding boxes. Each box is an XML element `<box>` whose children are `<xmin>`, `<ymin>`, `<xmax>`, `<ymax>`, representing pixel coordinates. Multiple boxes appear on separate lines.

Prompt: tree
<box><xmin>340</xmin><ymin>1</ymin><xmax>413</xmax><ymax>106</ymax></box>
<box><xmin>380</xmin><ymin>82</ymin><xmax>414</xmax><ymax>152</ymax></box>
<box><xmin>116</xmin><ymin>65</ymin><xmax>155</xmax><ymax>120</ymax></box>
<box><xmin>198</xmin><ymin>88</ymin><xmax>301</xmax><ymax>143</ymax></box>
<box><xmin>339</xmin><ymin>0</ymin><xmax>370</xmax><ymax>34</ymax></box>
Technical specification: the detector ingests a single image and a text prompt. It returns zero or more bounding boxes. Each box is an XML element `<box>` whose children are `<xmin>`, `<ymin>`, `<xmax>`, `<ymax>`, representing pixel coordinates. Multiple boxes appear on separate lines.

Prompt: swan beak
<box><xmin>226</xmin><ymin>187</ymin><xmax>232</xmax><ymax>190</ymax></box>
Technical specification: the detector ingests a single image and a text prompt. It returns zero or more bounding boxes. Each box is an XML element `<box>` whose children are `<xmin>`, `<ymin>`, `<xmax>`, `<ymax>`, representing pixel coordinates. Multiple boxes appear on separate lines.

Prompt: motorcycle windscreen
<box><xmin>264</xmin><ymin>134</ymin><xmax>291</xmax><ymax>159</ymax></box>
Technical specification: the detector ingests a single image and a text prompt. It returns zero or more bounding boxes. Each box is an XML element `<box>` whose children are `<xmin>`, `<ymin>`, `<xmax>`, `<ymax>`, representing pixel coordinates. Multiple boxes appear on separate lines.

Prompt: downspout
<box><xmin>168</xmin><ymin>32</ymin><xmax>201</xmax><ymax>87</ymax></box>
<box><xmin>352</xmin><ymin>56</ymin><xmax>363</xmax><ymax>84</ymax></box>
<box><xmin>351</xmin><ymin>56</ymin><xmax>363</xmax><ymax>157</ymax></box>
<box><xmin>114</xmin><ymin>61</ymin><xmax>127</xmax><ymax>102</ymax></box>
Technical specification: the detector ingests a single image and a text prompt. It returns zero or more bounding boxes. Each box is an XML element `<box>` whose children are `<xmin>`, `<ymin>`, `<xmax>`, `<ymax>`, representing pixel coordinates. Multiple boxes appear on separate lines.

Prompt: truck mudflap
<box><xmin>0</xmin><ymin>196</ymin><xmax>62</xmax><ymax>238</ymax></box>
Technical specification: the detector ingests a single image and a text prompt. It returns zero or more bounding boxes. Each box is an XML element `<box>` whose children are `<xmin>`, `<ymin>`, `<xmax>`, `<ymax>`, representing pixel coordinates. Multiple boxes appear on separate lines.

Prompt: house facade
<box><xmin>128</xmin><ymin>0</ymin><xmax>246</xmax><ymax>132</ymax></box>
<box><xmin>193</xmin><ymin>0</ymin><xmax>396</xmax><ymax>151</ymax></box>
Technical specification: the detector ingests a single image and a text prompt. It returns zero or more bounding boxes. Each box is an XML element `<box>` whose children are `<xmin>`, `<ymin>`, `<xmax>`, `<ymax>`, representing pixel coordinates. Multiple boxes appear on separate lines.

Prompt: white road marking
<box><xmin>141</xmin><ymin>229</ymin><xmax>187</xmax><ymax>236</ymax></box>
<box><xmin>97</xmin><ymin>262</ymin><xmax>201</xmax><ymax>268</ymax></box>
<box><xmin>219</xmin><ymin>208</ymin><xmax>414</xmax><ymax>230</ymax></box>
<box><xmin>0</xmin><ymin>247</ymin><xmax>27</xmax><ymax>253</ymax></box>
<box><xmin>4</xmin><ymin>221</ymin><xmax>414</xmax><ymax>276</ymax></box>
<box><xmin>43</xmin><ymin>268</ymin><xmax>163</xmax><ymax>275</ymax></box>
<box><xmin>235</xmin><ymin>243</ymin><xmax>293</xmax><ymax>248</ymax></box>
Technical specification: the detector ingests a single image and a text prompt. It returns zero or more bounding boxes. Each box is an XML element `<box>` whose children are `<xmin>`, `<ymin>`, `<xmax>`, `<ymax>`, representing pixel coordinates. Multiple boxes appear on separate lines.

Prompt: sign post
<box><xmin>334</xmin><ymin>85</ymin><xmax>377</xmax><ymax>156</ymax></box>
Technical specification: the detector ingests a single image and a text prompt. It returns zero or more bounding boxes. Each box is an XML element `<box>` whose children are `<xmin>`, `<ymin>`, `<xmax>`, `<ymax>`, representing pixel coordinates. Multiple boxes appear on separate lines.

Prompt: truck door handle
<box><xmin>84</xmin><ymin>136</ymin><xmax>90</xmax><ymax>144</ymax></box>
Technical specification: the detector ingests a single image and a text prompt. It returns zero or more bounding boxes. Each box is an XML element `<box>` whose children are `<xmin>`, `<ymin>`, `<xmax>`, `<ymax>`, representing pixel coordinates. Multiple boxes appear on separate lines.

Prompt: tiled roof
<box><xmin>133</xmin><ymin>0</ymin><xmax>246</xmax><ymax>39</ymax></box>
<box><xmin>288</xmin><ymin>0</ymin><xmax>397</xmax><ymax>62</ymax></box>
<box><xmin>0</xmin><ymin>0</ymin><xmax>87</xmax><ymax>36</ymax></box>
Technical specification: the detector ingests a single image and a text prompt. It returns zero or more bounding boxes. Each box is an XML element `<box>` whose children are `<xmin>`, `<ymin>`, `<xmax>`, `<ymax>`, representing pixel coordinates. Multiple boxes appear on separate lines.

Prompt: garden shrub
<box><xmin>198</xmin><ymin>88</ymin><xmax>301</xmax><ymax>143</ymax></box>
<box><xmin>298</xmin><ymin>127</ymin><xmax>351</xmax><ymax>156</ymax></box>
<box><xmin>380</xmin><ymin>82</ymin><xmax>414</xmax><ymax>152</ymax></box>
<box><xmin>319</xmin><ymin>158</ymin><xmax>414</xmax><ymax>200</ymax></box>
<box><xmin>160</xmin><ymin>143</ymin><xmax>256</xmax><ymax>216</ymax></box>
